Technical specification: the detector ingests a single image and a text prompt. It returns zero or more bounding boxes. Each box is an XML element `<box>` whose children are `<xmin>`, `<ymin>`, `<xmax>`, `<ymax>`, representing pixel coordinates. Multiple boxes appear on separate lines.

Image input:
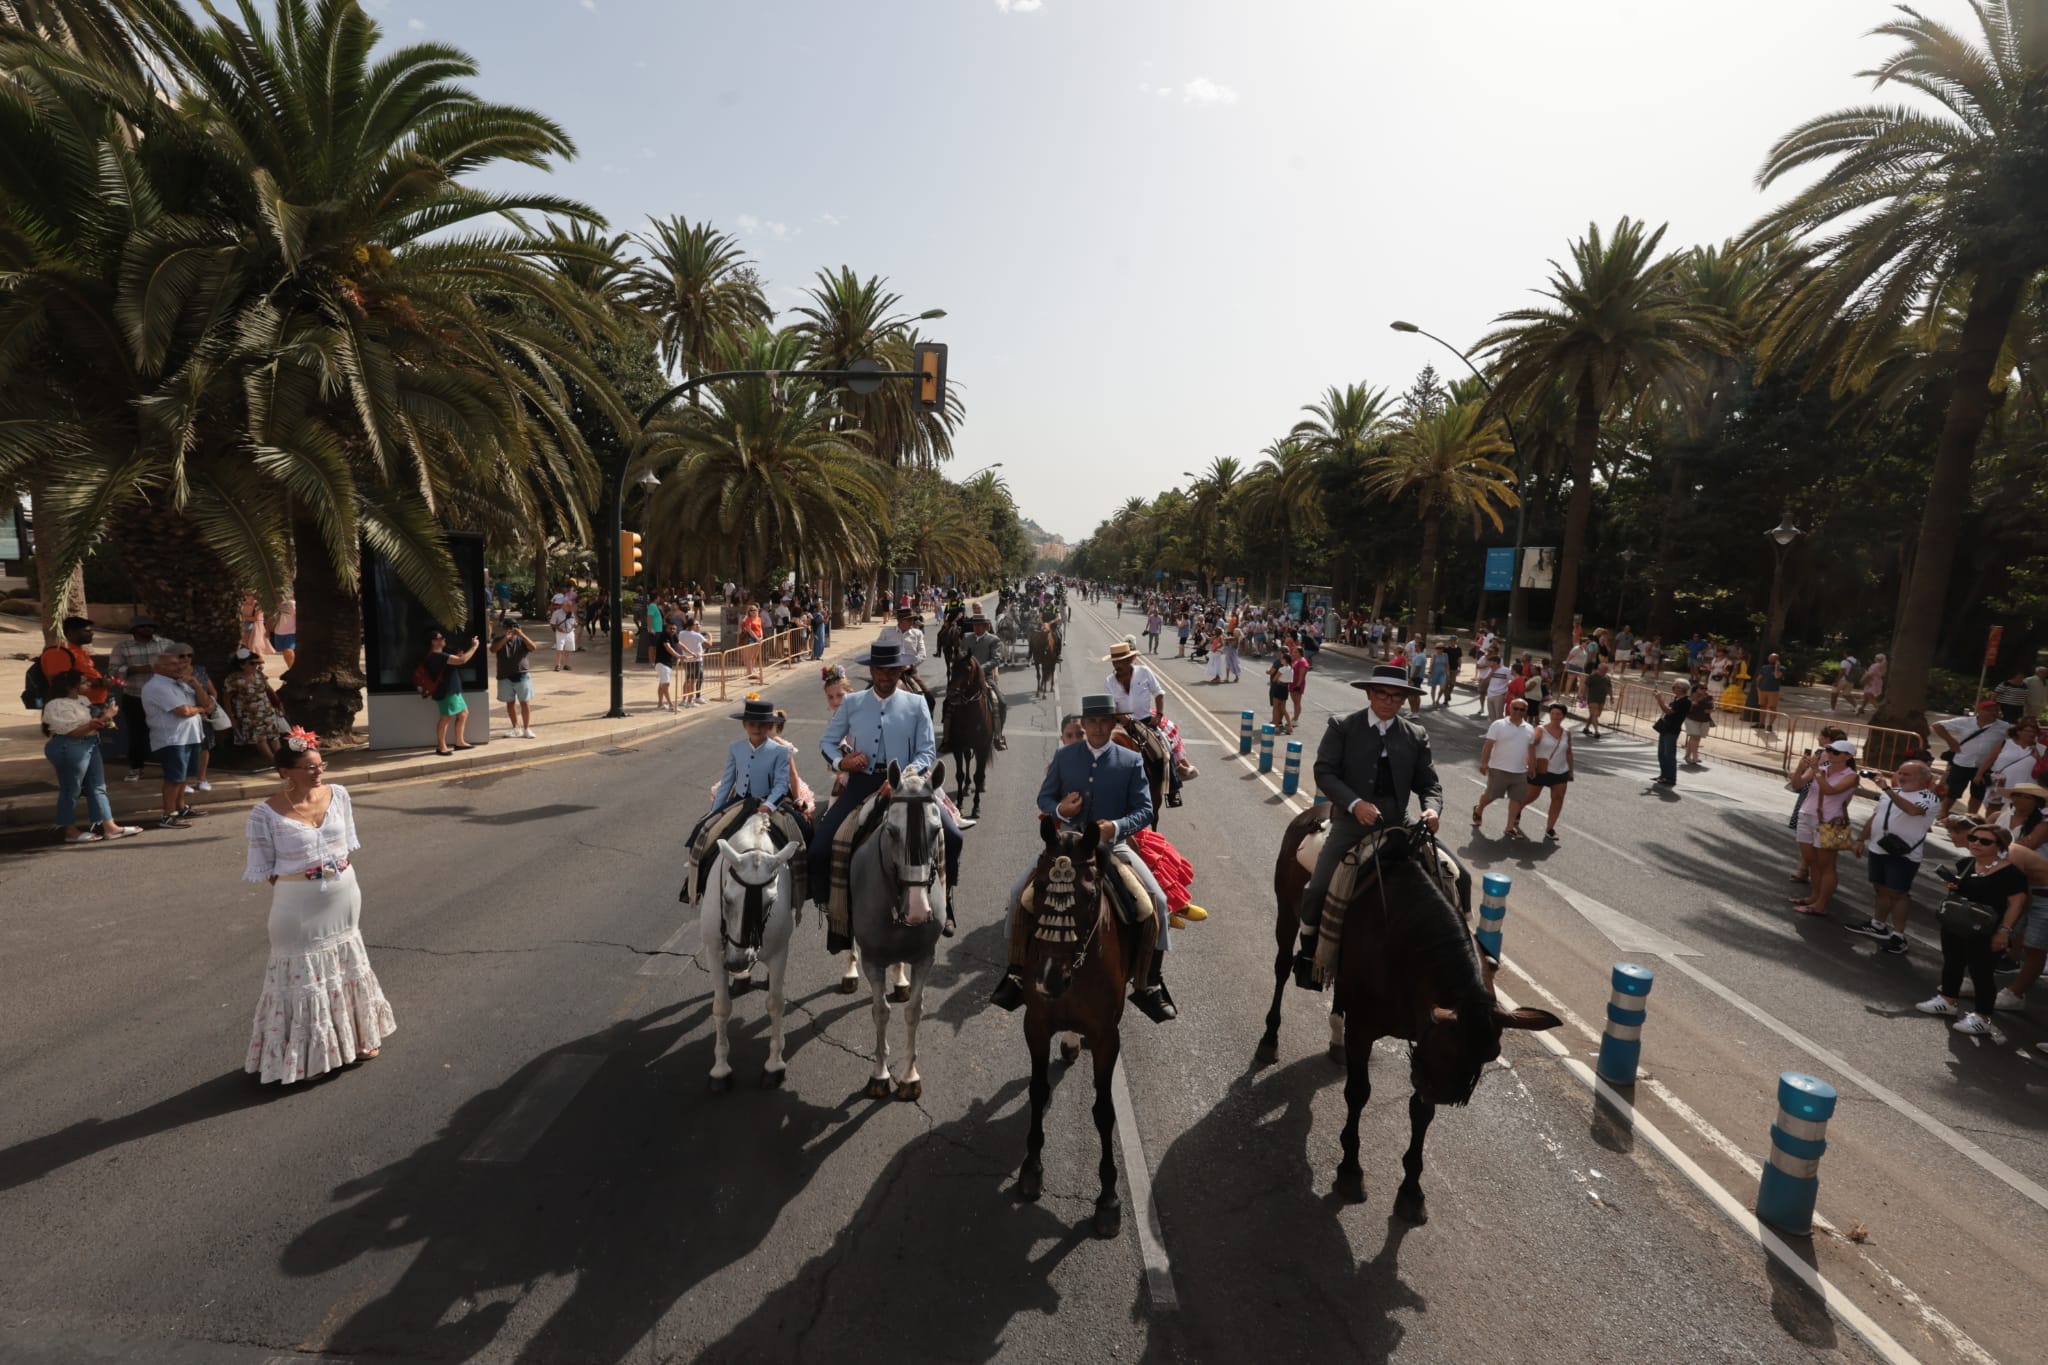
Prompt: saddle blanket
<box><xmin>1300</xmin><ymin>823</ymin><xmax>1466</xmax><ymax>986</ymax></box>
<box><xmin>686</xmin><ymin>802</ymin><xmax>809</xmax><ymax>906</ymax></box>
<box><xmin>826</xmin><ymin>788</ymin><xmax>889</xmax><ymax>939</ymax></box>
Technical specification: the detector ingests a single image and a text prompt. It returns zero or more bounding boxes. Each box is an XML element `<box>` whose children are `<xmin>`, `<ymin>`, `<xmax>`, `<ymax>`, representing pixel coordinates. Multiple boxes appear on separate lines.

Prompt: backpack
<box><xmin>22</xmin><ymin>657</ymin><xmax>47</xmax><ymax>711</ymax></box>
<box><xmin>412</xmin><ymin>660</ymin><xmax>442</xmax><ymax>699</ymax></box>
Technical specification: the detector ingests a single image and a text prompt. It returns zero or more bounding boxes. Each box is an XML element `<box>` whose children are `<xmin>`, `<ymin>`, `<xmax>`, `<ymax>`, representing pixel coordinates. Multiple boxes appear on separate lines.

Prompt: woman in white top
<box><xmin>1527</xmin><ymin>702</ymin><xmax>1576</xmax><ymax>842</ymax></box>
<box><xmin>1531</xmin><ymin>703</ymin><xmax>1572</xmax><ymax>843</ymax></box>
<box><xmin>41</xmin><ymin>669</ymin><xmax>139</xmax><ymax>843</ymax></box>
<box><xmin>242</xmin><ymin>732</ymin><xmax>396</xmax><ymax>1084</ymax></box>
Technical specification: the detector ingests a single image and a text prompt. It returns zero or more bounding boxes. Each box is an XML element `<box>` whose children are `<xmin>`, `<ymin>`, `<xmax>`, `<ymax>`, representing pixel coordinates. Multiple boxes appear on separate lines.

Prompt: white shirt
<box><xmin>875</xmin><ymin>624</ymin><xmax>926</xmax><ymax>665</ymax></box>
<box><xmin>1106</xmin><ymin>665</ymin><xmax>1165</xmax><ymax>717</ymax></box>
<box><xmin>243</xmin><ymin>786</ymin><xmax>361</xmax><ymax>881</ymax></box>
<box><xmin>1870</xmin><ymin>787</ymin><xmax>1939</xmax><ymax>862</ymax></box>
<box><xmin>1985</xmin><ymin>739</ymin><xmax>2041</xmax><ymax>794</ymax></box>
<box><xmin>42</xmin><ymin>696</ymin><xmax>94</xmax><ymax>732</ymax></box>
<box><xmin>1483</xmin><ymin>718</ymin><xmax>1535</xmax><ymax>773</ymax></box>
<box><xmin>675</xmin><ymin>629</ymin><xmax>706</xmax><ymax>662</ymax></box>
<box><xmin>1944</xmin><ymin>716</ymin><xmax>2010</xmax><ymax>767</ymax></box>
<box><xmin>1532</xmin><ymin>727</ymin><xmax>1572</xmax><ymax>773</ymax></box>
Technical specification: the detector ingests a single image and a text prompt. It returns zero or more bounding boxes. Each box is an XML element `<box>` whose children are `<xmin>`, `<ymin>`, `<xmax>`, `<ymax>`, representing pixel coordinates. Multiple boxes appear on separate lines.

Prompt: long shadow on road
<box><xmin>282</xmin><ymin>1000</ymin><xmax>883</xmax><ymax>1363</ymax></box>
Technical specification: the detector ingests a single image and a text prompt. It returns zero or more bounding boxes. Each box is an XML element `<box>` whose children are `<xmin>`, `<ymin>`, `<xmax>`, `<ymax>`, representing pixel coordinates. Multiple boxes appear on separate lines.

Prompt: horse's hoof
<box><xmin>894</xmin><ymin>1078</ymin><xmax>922</xmax><ymax>1103</ymax></box>
<box><xmin>864</xmin><ymin>1076</ymin><xmax>892</xmax><ymax>1100</ymax></box>
<box><xmin>1335</xmin><ymin>1167</ymin><xmax>1366</xmax><ymax>1203</ymax></box>
<box><xmin>1394</xmin><ymin>1188</ymin><xmax>1429</xmax><ymax>1225</ymax></box>
<box><xmin>838</xmin><ymin>975</ymin><xmax>860</xmax><ymax>995</ymax></box>
<box><xmin>1326</xmin><ymin>1042</ymin><xmax>1346</xmax><ymax>1065</ymax></box>
<box><xmin>707</xmin><ymin>1073</ymin><xmax>733</xmax><ymax>1095</ymax></box>
<box><xmin>1094</xmin><ymin>1199</ymin><xmax>1124</xmax><ymax>1239</ymax></box>
<box><xmin>1058</xmin><ymin>1039</ymin><xmax>1081</xmax><ymax>1065</ymax></box>
<box><xmin>1253</xmin><ymin>1035</ymin><xmax>1279</xmax><ymax>1065</ymax></box>
<box><xmin>1018</xmin><ymin>1166</ymin><xmax>1043</xmax><ymax>1203</ymax></box>
<box><xmin>888</xmin><ymin>984</ymin><xmax>911</xmax><ymax>1004</ymax></box>
<box><xmin>760</xmin><ymin>1067</ymin><xmax>786</xmax><ymax>1090</ymax></box>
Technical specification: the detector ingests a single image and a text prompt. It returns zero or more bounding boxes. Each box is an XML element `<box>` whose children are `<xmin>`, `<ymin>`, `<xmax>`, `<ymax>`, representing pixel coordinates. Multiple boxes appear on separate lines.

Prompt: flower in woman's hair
<box><xmin>746</xmin><ymin>691</ymin><xmax>761</xmax><ymax>702</ymax></box>
<box><xmin>283</xmin><ymin>725</ymin><xmax>320</xmax><ymax>754</ymax></box>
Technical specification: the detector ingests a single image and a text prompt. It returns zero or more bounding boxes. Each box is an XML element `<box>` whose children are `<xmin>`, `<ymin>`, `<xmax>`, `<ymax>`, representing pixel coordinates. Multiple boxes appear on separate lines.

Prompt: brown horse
<box><xmin>937</xmin><ymin>615</ymin><xmax>963</xmax><ymax>674</ymax></box>
<box><xmin>1028</xmin><ymin>621</ymin><xmax>1061</xmax><ymax>697</ymax></box>
<box><xmin>941</xmin><ymin>654</ymin><xmax>997</xmax><ymax>818</ymax></box>
<box><xmin>1111</xmin><ymin>720</ymin><xmax>1167</xmax><ymax>829</ymax></box>
<box><xmin>1260</xmin><ymin>807</ymin><xmax>1560</xmax><ymax>1222</ymax></box>
<box><xmin>1015</xmin><ymin>821</ymin><xmax>1158</xmax><ymax>1238</ymax></box>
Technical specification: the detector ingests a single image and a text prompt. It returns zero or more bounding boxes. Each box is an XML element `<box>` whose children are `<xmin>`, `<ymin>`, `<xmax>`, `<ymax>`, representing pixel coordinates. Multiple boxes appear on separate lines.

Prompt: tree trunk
<box><xmin>26</xmin><ymin>480</ymin><xmax>90</xmax><ymax>644</ymax></box>
<box><xmin>112</xmin><ymin>506</ymin><xmax>242</xmax><ymax>674</ymax></box>
<box><xmin>1650</xmin><ymin>447</ymin><xmax>1688</xmax><ymax>640</ymax></box>
<box><xmin>278</xmin><ymin>517</ymin><xmax>367</xmax><ymax>744</ymax></box>
<box><xmin>1872</xmin><ymin>272</ymin><xmax>2024</xmax><ymax>737</ymax></box>
<box><xmin>1549</xmin><ymin>376</ymin><xmax>1602</xmax><ymax>664</ymax></box>
<box><xmin>1415</xmin><ymin>514</ymin><xmax>1442</xmax><ymax>641</ymax></box>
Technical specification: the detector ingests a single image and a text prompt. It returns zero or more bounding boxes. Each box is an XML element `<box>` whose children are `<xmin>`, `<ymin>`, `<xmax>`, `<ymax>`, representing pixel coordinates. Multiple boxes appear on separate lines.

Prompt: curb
<box><xmin>1</xmin><ymin>637</ymin><xmax>873</xmax><ymax>838</ymax></box>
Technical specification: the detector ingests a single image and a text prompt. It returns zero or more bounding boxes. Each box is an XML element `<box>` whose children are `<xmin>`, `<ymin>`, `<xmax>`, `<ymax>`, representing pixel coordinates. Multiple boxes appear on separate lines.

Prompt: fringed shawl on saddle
<box><xmin>825</xmin><ymin>789</ymin><xmax>891</xmax><ymax>936</ymax></box>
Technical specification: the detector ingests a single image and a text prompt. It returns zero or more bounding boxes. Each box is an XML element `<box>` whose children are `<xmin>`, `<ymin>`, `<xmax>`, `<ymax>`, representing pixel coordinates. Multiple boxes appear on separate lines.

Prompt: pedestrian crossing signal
<box><xmin>914</xmin><ymin>342</ymin><xmax>948</xmax><ymax>414</ymax></box>
<box><xmin>620</xmin><ymin>530</ymin><xmax>644</xmax><ymax>578</ymax></box>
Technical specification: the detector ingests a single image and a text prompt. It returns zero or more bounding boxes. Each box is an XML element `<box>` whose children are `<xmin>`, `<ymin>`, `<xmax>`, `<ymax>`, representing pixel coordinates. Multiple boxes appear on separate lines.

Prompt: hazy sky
<box><xmin>373</xmin><ymin>0</ymin><xmax>1920</xmax><ymax>540</ymax></box>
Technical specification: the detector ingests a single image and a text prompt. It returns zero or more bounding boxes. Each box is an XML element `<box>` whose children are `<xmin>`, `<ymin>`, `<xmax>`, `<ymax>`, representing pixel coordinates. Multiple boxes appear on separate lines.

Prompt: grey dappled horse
<box><xmin>701</xmin><ymin>810</ymin><xmax>801</xmax><ymax>1092</ymax></box>
<box><xmin>848</xmin><ymin>763</ymin><xmax>949</xmax><ymax>1101</ymax></box>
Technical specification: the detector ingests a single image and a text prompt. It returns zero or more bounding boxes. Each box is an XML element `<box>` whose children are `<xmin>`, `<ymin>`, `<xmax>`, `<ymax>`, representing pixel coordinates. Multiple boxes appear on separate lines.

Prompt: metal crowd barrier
<box><xmin>709</xmin><ymin>627</ymin><xmax>812</xmax><ymax>702</ymax></box>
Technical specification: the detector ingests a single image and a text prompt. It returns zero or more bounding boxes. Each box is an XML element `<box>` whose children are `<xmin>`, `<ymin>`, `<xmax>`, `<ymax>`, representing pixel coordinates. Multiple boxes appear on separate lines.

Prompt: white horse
<box><xmin>848</xmin><ymin>763</ymin><xmax>948</xmax><ymax>1101</ymax></box>
<box><xmin>702</xmin><ymin>809</ymin><xmax>801</xmax><ymax>1093</ymax></box>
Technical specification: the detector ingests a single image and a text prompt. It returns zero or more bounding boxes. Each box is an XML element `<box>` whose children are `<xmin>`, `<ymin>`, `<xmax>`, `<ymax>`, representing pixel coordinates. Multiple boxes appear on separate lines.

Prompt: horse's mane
<box><xmin>1378</xmin><ymin>828</ymin><xmax>1489</xmax><ymax>1010</ymax></box>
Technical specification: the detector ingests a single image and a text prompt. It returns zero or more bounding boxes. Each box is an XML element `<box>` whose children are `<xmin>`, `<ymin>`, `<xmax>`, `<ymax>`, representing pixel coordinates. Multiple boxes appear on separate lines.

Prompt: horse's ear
<box><xmin>1493</xmin><ymin>1005</ymin><xmax>1564</xmax><ymax>1032</ymax></box>
<box><xmin>931</xmin><ymin>759</ymin><xmax>946</xmax><ymax>790</ymax></box>
<box><xmin>886</xmin><ymin>759</ymin><xmax>902</xmax><ymax>788</ymax></box>
<box><xmin>1040</xmin><ymin>815</ymin><xmax>1058</xmax><ymax>846</ymax></box>
<box><xmin>715</xmin><ymin>838</ymin><xmax>738</xmax><ymax>865</ymax></box>
<box><xmin>772</xmin><ymin>841</ymin><xmax>800</xmax><ymax>865</ymax></box>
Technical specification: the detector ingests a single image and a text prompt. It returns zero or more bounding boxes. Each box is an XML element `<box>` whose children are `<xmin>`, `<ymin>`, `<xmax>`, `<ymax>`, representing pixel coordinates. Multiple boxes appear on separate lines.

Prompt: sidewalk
<box><xmin>1</xmin><ymin>613</ymin><xmax>883</xmax><ymax>837</ymax></box>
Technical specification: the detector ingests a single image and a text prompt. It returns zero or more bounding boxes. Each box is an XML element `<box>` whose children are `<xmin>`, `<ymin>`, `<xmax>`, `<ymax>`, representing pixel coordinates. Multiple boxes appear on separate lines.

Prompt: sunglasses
<box><xmin>1967</xmin><ymin>835</ymin><xmax>1998</xmax><ymax>846</ymax></box>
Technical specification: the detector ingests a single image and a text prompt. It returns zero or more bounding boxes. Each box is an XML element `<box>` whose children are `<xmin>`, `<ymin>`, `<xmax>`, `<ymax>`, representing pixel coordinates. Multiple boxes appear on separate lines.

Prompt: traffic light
<box><xmin>914</xmin><ymin>341</ymin><xmax>948</xmax><ymax>414</ymax></box>
<box><xmin>619</xmin><ymin>530</ymin><xmax>644</xmax><ymax>578</ymax></box>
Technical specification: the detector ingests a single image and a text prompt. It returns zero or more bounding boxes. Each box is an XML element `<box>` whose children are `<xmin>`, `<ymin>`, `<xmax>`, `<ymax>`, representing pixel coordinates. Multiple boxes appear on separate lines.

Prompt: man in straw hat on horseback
<box><xmin>990</xmin><ymin>694</ymin><xmax>1180</xmax><ymax>1022</ymax></box>
<box><xmin>1293</xmin><ymin>662</ymin><xmax>1444</xmax><ymax>989</ymax></box>
<box><xmin>958</xmin><ymin>608</ymin><xmax>1008</xmax><ymax>750</ymax></box>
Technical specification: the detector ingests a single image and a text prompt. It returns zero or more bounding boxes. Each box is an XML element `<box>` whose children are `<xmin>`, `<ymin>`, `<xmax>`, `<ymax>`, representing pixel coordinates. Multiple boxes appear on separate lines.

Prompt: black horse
<box><xmin>941</xmin><ymin>655</ymin><xmax>997</xmax><ymax>818</ymax></box>
<box><xmin>1262</xmin><ymin>810</ymin><xmax>1561</xmax><ymax>1222</ymax></box>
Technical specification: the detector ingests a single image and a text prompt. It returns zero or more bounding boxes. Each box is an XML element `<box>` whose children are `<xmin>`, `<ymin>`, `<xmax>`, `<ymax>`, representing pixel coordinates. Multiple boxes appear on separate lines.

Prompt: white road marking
<box><xmin>1492</xmin><ymin>982</ymin><xmax>1924</xmax><ymax>1365</ymax></box>
<box><xmin>1534</xmin><ymin>873</ymin><xmax>2048</xmax><ymax>1216</ymax></box>
<box><xmin>460</xmin><ymin>1053</ymin><xmax>606</xmax><ymax>1164</ymax></box>
<box><xmin>638</xmin><ymin>916</ymin><xmax>700</xmax><ymax>975</ymax></box>
<box><xmin>1503</xmin><ymin>962</ymin><xmax>2000</xmax><ymax>1365</ymax></box>
<box><xmin>1110</xmin><ymin>1056</ymin><xmax>1178</xmax><ymax>1311</ymax></box>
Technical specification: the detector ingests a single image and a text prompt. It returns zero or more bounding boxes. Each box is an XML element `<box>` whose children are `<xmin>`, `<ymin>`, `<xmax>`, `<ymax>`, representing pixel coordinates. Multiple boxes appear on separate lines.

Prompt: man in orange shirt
<box><xmin>40</xmin><ymin>617</ymin><xmax>107</xmax><ymax>704</ymax></box>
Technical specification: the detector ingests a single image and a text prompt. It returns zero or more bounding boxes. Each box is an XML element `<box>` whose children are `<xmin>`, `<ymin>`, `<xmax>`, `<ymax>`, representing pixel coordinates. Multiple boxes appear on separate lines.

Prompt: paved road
<box><xmin>0</xmin><ymin>600</ymin><xmax>2034</xmax><ymax>1362</ymax></box>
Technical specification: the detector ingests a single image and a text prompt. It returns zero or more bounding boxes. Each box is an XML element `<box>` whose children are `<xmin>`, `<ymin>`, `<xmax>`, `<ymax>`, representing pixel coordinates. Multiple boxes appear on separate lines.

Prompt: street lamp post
<box><xmin>1390</xmin><ymin>320</ymin><xmax>1528</xmax><ymax>649</ymax></box>
<box><xmin>1615</xmin><ymin>548</ymin><xmax>1638</xmax><ymax>631</ymax></box>
<box><xmin>1749</xmin><ymin>510</ymin><xmax>1803</xmax><ymax>705</ymax></box>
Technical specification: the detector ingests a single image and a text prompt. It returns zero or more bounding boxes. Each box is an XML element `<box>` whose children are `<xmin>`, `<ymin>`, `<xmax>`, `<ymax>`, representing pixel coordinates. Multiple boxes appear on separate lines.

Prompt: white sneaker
<box><xmin>1952</xmin><ymin>1012</ymin><xmax>1993</xmax><ymax>1036</ymax></box>
<box><xmin>193</xmin><ymin>780</ymin><xmax>213</xmax><ymax>792</ymax></box>
<box><xmin>1914</xmin><ymin>994</ymin><xmax>1957</xmax><ymax>1017</ymax></box>
<box><xmin>1995</xmin><ymin>987</ymin><xmax>2026</xmax><ymax>1011</ymax></box>
<box><xmin>521</xmin><ymin>727</ymin><xmax>537</xmax><ymax>738</ymax></box>
<box><xmin>123</xmin><ymin>770</ymin><xmax>143</xmax><ymax>782</ymax></box>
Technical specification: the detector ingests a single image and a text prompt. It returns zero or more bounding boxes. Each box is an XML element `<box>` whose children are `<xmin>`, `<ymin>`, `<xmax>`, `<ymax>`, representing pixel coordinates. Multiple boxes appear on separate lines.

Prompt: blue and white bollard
<box><xmin>1757</xmin><ymin>1072</ymin><xmax>1837</xmax><ymax>1237</ymax></box>
<box><xmin>1258</xmin><ymin>723</ymin><xmax>1276</xmax><ymax>773</ymax></box>
<box><xmin>1282</xmin><ymin>740</ymin><xmax>1303</xmax><ymax>796</ymax></box>
<box><xmin>1477</xmin><ymin>873</ymin><xmax>1510</xmax><ymax>961</ymax></box>
<box><xmin>1596</xmin><ymin>963</ymin><xmax>1654</xmax><ymax>1086</ymax></box>
<box><xmin>1239</xmin><ymin>710</ymin><xmax>1255</xmax><ymax>756</ymax></box>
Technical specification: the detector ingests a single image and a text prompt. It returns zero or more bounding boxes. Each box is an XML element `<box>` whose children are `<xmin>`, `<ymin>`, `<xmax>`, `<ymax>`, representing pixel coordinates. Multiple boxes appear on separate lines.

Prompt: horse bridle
<box><xmin>882</xmin><ymin>787</ymin><xmax>942</xmax><ymax>918</ymax></box>
<box><xmin>718</xmin><ymin>859</ymin><xmax>780</xmax><ymax>952</ymax></box>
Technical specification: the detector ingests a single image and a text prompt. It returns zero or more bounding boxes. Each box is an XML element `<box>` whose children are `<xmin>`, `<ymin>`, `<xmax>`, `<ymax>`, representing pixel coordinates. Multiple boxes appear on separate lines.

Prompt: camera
<box><xmin>1860</xmin><ymin>769</ymin><xmax>1880</xmax><ymax>779</ymax></box>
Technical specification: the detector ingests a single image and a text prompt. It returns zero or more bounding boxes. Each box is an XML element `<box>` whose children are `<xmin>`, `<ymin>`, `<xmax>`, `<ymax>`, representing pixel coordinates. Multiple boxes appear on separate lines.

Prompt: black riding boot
<box><xmin>1131</xmin><ymin>948</ymin><xmax>1177</xmax><ymax>1022</ymax></box>
<box><xmin>1292</xmin><ymin>927</ymin><xmax>1323</xmax><ymax>991</ymax></box>
<box><xmin>990</xmin><ymin>965</ymin><xmax>1026</xmax><ymax>1011</ymax></box>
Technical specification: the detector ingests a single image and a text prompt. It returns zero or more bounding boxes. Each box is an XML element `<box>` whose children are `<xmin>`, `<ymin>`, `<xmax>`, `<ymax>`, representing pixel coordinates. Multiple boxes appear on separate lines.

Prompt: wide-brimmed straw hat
<box><xmin>1105</xmin><ymin>639</ymin><xmax>1140</xmax><ymax>663</ymax></box>
<box><xmin>2006</xmin><ymin>782</ymin><xmax>2048</xmax><ymax>804</ymax></box>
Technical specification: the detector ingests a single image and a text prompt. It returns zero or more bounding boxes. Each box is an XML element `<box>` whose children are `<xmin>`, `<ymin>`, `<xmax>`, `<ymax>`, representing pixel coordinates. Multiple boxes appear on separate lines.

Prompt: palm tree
<box><xmin>1744</xmin><ymin>0</ymin><xmax>2048</xmax><ymax>733</ymax></box>
<box><xmin>9</xmin><ymin>0</ymin><xmax>619</xmax><ymax>737</ymax></box>
<box><xmin>1291</xmin><ymin>382</ymin><xmax>1392</xmax><ymax>464</ymax></box>
<box><xmin>1237</xmin><ymin>437</ymin><xmax>1324</xmax><ymax>598</ymax></box>
<box><xmin>1478</xmin><ymin>217</ymin><xmax>1729</xmax><ymax>662</ymax></box>
<box><xmin>640</xmin><ymin>326</ymin><xmax>888</xmax><ymax>590</ymax></box>
<box><xmin>1182</xmin><ymin>456</ymin><xmax>1246</xmax><ymax>598</ymax></box>
<box><xmin>1366</xmin><ymin>401</ymin><xmax>1519</xmax><ymax>637</ymax></box>
<box><xmin>790</xmin><ymin>267</ymin><xmax>958</xmax><ymax>469</ymax></box>
<box><xmin>626</xmin><ymin>215</ymin><xmax>769</xmax><ymax>387</ymax></box>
